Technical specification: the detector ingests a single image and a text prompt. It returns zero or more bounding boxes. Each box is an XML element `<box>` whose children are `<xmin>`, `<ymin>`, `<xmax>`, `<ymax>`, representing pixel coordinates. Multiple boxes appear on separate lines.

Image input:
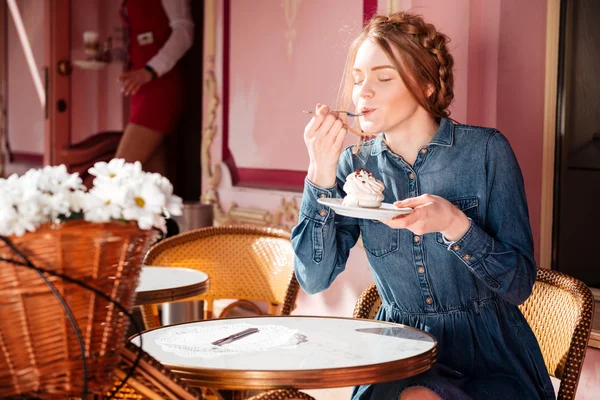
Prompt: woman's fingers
<box><xmin>304</xmin><ymin>104</ymin><xmax>325</xmax><ymax>140</ymax></box>
<box><xmin>333</xmin><ymin>124</ymin><xmax>348</xmax><ymax>150</ymax></box>
<box><xmin>129</xmin><ymin>84</ymin><xmax>140</xmax><ymax>95</ymax></box>
<box><xmin>304</xmin><ymin>104</ymin><xmax>346</xmax><ymax>152</ymax></box>
<box><xmin>394</xmin><ymin>194</ymin><xmax>434</xmax><ymax>208</ymax></box>
<box><xmin>325</xmin><ymin>118</ymin><xmax>344</xmax><ymax>141</ymax></box>
<box><xmin>313</xmin><ymin>111</ymin><xmax>339</xmax><ymax>139</ymax></box>
<box><xmin>381</xmin><ymin>206</ymin><xmax>425</xmax><ymax>231</ymax></box>
<box><xmin>125</xmin><ymin>81</ymin><xmax>137</xmax><ymax>95</ymax></box>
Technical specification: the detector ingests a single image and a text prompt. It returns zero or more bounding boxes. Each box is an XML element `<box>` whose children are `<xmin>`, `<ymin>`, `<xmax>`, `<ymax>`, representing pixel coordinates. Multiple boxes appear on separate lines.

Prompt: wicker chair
<box><xmin>352</xmin><ymin>268</ymin><xmax>595</xmax><ymax>400</ymax></box>
<box><xmin>140</xmin><ymin>225</ymin><xmax>300</xmax><ymax>329</ymax></box>
<box><xmin>134</xmin><ymin>226</ymin><xmax>306</xmax><ymax>400</ymax></box>
<box><xmin>108</xmin><ymin>342</ymin><xmax>315</xmax><ymax>400</ymax></box>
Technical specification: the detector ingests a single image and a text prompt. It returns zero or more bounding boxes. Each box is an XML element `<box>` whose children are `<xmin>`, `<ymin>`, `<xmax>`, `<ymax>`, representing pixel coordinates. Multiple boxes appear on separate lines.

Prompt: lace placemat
<box><xmin>156</xmin><ymin>323</ymin><xmax>305</xmax><ymax>358</ymax></box>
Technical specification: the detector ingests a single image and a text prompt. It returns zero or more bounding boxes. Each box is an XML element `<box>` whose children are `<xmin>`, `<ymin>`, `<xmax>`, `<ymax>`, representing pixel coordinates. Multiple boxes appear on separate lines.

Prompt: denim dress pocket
<box><xmin>436</xmin><ymin>197</ymin><xmax>480</xmax><ymax>246</ymax></box>
<box><xmin>361</xmin><ymin>220</ymin><xmax>400</xmax><ymax>257</ymax></box>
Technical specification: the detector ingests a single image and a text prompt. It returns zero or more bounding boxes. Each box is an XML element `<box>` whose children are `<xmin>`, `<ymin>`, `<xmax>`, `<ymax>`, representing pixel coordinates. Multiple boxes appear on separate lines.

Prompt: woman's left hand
<box><xmin>380</xmin><ymin>194</ymin><xmax>471</xmax><ymax>241</ymax></box>
<box><xmin>119</xmin><ymin>68</ymin><xmax>153</xmax><ymax>96</ymax></box>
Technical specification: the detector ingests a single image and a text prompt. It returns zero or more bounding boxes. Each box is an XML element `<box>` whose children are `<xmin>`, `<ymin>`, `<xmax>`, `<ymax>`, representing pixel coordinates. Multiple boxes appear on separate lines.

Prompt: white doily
<box><xmin>156</xmin><ymin>323</ymin><xmax>305</xmax><ymax>358</ymax></box>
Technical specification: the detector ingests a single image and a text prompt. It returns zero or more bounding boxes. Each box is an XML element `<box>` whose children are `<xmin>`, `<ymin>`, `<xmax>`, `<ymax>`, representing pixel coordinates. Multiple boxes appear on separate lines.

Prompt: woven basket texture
<box><xmin>0</xmin><ymin>220</ymin><xmax>159</xmax><ymax>398</ymax></box>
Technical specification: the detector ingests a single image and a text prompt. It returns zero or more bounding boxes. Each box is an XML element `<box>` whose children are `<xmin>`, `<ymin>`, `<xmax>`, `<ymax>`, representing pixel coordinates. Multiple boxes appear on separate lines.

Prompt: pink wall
<box><xmin>466</xmin><ymin>0</ymin><xmax>501</xmax><ymax>127</ymax></box>
<box><xmin>407</xmin><ymin>0</ymin><xmax>470</xmax><ymax>122</ymax></box>
<box><xmin>228</xmin><ymin>0</ymin><xmax>363</xmax><ymax>172</ymax></box>
<box><xmin>494</xmin><ymin>0</ymin><xmax>547</xmax><ymax>264</ymax></box>
<box><xmin>6</xmin><ymin>0</ymin><xmax>46</xmax><ymax>155</ymax></box>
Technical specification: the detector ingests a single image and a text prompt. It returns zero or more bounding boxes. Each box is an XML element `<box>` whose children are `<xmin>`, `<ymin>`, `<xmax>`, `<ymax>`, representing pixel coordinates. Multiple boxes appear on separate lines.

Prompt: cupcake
<box><xmin>342</xmin><ymin>168</ymin><xmax>385</xmax><ymax>208</ymax></box>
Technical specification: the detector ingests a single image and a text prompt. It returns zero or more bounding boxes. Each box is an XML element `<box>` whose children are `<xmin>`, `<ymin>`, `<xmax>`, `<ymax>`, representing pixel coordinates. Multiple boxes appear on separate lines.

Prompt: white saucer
<box><xmin>73</xmin><ymin>60</ymin><xmax>108</xmax><ymax>70</ymax></box>
<box><xmin>317</xmin><ymin>198</ymin><xmax>413</xmax><ymax>220</ymax></box>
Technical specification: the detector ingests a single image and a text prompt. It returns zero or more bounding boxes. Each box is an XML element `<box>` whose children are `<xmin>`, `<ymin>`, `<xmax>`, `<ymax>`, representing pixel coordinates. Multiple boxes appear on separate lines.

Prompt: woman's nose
<box><xmin>359</xmin><ymin>85</ymin><xmax>374</xmax><ymax>99</ymax></box>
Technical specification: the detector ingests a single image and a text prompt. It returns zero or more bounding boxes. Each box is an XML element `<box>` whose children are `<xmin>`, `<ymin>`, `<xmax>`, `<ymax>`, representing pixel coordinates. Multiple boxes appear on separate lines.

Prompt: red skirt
<box><xmin>128</xmin><ymin>68</ymin><xmax>184</xmax><ymax>134</ymax></box>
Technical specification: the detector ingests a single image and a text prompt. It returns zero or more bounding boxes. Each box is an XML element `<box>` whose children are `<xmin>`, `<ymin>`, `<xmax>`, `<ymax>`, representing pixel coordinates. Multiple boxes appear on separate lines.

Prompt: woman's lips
<box><xmin>360</xmin><ymin>108</ymin><xmax>375</xmax><ymax>117</ymax></box>
<box><xmin>360</xmin><ymin>108</ymin><xmax>376</xmax><ymax>116</ymax></box>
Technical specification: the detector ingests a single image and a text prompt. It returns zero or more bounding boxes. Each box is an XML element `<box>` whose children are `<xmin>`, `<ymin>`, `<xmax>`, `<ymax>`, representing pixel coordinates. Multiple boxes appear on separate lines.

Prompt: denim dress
<box><xmin>291</xmin><ymin>119</ymin><xmax>556</xmax><ymax>400</ymax></box>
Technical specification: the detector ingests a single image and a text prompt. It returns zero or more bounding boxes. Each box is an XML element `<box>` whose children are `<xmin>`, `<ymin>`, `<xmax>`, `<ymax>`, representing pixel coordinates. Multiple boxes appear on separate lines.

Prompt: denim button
<box><xmin>409</xmin><ymin>172</ymin><xmax>415</xmax><ymax>179</ymax></box>
<box><xmin>425</xmin><ymin>297</ymin><xmax>433</xmax><ymax>304</ymax></box>
<box><xmin>463</xmin><ymin>254</ymin><xmax>472</xmax><ymax>261</ymax></box>
<box><xmin>417</xmin><ymin>266</ymin><xmax>425</xmax><ymax>273</ymax></box>
<box><xmin>420</xmin><ymin>148</ymin><xmax>429</xmax><ymax>155</ymax></box>
<box><xmin>319</xmin><ymin>209</ymin><xmax>327</xmax><ymax>217</ymax></box>
<box><xmin>319</xmin><ymin>193</ymin><xmax>327</xmax><ymax>198</ymax></box>
<box><xmin>452</xmin><ymin>244</ymin><xmax>461</xmax><ymax>251</ymax></box>
<box><xmin>413</xmin><ymin>235</ymin><xmax>421</xmax><ymax>243</ymax></box>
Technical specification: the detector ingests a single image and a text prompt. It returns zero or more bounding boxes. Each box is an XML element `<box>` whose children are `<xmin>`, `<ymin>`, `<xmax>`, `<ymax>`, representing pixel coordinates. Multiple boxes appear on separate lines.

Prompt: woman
<box><xmin>292</xmin><ymin>12</ymin><xmax>555</xmax><ymax>400</ymax></box>
<box><xmin>117</xmin><ymin>0</ymin><xmax>193</xmax><ymax>174</ymax></box>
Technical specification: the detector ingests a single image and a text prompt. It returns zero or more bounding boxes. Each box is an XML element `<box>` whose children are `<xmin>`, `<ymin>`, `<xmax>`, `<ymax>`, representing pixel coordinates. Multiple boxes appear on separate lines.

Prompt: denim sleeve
<box><xmin>447</xmin><ymin>131</ymin><xmax>536</xmax><ymax>305</ymax></box>
<box><xmin>291</xmin><ymin>149</ymin><xmax>361</xmax><ymax>295</ymax></box>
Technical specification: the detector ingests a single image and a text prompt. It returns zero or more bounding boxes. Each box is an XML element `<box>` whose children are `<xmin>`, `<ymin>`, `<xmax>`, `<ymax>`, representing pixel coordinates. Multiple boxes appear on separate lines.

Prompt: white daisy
<box><xmin>121</xmin><ymin>175</ymin><xmax>167</xmax><ymax>231</ymax></box>
<box><xmin>88</xmin><ymin>158</ymin><xmax>143</xmax><ymax>185</ymax></box>
<box><xmin>81</xmin><ymin>184</ymin><xmax>125</xmax><ymax>222</ymax></box>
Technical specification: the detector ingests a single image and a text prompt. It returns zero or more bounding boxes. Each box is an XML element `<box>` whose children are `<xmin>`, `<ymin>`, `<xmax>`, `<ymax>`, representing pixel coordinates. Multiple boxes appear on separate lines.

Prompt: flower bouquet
<box><xmin>0</xmin><ymin>159</ymin><xmax>182</xmax><ymax>398</ymax></box>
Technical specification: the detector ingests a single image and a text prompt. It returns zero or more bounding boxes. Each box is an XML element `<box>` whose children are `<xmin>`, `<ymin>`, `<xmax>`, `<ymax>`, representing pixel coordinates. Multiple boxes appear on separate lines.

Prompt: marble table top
<box><xmin>131</xmin><ymin>315</ymin><xmax>437</xmax><ymax>390</ymax></box>
<box><xmin>135</xmin><ymin>266</ymin><xmax>210</xmax><ymax>305</ymax></box>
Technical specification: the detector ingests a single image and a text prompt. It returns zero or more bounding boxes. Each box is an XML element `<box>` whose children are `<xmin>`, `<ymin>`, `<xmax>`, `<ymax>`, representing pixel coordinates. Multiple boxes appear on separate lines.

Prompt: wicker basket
<box><xmin>0</xmin><ymin>220</ymin><xmax>160</xmax><ymax>398</ymax></box>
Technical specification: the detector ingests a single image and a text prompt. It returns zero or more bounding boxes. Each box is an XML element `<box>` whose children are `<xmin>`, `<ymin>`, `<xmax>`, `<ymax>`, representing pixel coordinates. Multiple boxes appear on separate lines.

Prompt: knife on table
<box><xmin>211</xmin><ymin>327</ymin><xmax>259</xmax><ymax>346</ymax></box>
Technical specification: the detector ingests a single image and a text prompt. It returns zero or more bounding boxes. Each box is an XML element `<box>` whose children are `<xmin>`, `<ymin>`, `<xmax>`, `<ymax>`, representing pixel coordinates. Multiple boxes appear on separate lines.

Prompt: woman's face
<box><xmin>351</xmin><ymin>39</ymin><xmax>422</xmax><ymax>135</ymax></box>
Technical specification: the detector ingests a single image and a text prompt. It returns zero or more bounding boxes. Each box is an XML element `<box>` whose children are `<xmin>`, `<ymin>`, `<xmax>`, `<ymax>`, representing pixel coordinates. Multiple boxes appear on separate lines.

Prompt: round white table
<box><xmin>131</xmin><ymin>315</ymin><xmax>437</xmax><ymax>391</ymax></box>
<box><xmin>135</xmin><ymin>266</ymin><xmax>210</xmax><ymax>306</ymax></box>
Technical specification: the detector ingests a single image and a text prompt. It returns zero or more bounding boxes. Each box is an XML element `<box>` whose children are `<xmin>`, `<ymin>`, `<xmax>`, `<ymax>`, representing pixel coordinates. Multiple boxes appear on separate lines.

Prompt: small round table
<box><xmin>131</xmin><ymin>315</ymin><xmax>438</xmax><ymax>391</ymax></box>
<box><xmin>135</xmin><ymin>266</ymin><xmax>210</xmax><ymax>329</ymax></box>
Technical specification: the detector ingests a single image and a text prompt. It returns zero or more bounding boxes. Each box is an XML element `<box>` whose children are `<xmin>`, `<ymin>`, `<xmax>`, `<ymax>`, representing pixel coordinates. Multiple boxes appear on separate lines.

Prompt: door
<box><xmin>46</xmin><ymin>0</ymin><xmax>126</xmax><ymax>180</ymax></box>
<box><xmin>554</xmin><ymin>0</ymin><xmax>600</xmax><ymax>287</ymax></box>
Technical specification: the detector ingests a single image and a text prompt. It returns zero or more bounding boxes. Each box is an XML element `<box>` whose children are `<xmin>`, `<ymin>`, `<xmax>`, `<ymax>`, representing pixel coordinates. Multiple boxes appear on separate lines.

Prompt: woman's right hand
<box><xmin>304</xmin><ymin>104</ymin><xmax>348</xmax><ymax>188</ymax></box>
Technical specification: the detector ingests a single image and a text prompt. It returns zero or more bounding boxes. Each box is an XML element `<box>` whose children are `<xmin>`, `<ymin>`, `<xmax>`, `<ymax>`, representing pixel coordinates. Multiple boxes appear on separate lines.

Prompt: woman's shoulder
<box><xmin>452</xmin><ymin>122</ymin><xmax>517</xmax><ymax>161</ymax></box>
<box><xmin>452</xmin><ymin>122</ymin><xmax>513</xmax><ymax>148</ymax></box>
<box><xmin>452</xmin><ymin>122</ymin><xmax>500</xmax><ymax>138</ymax></box>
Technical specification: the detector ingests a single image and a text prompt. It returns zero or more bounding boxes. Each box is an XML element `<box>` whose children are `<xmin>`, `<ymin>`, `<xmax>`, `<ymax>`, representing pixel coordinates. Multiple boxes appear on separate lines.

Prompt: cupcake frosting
<box><xmin>342</xmin><ymin>168</ymin><xmax>385</xmax><ymax>208</ymax></box>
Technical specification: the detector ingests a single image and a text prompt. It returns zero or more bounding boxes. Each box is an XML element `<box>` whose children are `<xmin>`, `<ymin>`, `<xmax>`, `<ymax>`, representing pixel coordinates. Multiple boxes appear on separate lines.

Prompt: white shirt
<box><xmin>146</xmin><ymin>0</ymin><xmax>194</xmax><ymax>77</ymax></box>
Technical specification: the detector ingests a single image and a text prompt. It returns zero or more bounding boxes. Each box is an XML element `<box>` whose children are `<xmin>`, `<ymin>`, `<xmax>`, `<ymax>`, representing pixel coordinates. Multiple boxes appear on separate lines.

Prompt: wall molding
<box><xmin>200</xmin><ymin>0</ymin><xmax>373</xmax><ymax>232</ymax></box>
<box><xmin>539</xmin><ymin>0</ymin><xmax>560</xmax><ymax>269</ymax></box>
<box><xmin>200</xmin><ymin>0</ymin><xmax>300</xmax><ymax>231</ymax></box>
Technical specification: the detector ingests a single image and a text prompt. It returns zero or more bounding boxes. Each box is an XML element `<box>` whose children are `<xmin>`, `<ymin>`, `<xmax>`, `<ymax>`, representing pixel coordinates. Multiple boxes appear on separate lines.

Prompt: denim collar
<box><xmin>371</xmin><ymin>118</ymin><xmax>454</xmax><ymax>156</ymax></box>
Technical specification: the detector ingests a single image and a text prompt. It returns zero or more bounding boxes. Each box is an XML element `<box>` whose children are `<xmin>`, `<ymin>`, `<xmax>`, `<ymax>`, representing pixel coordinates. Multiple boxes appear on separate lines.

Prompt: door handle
<box><xmin>57</xmin><ymin>59</ymin><xmax>72</xmax><ymax>76</ymax></box>
<box><xmin>57</xmin><ymin>99</ymin><xmax>67</xmax><ymax>113</ymax></box>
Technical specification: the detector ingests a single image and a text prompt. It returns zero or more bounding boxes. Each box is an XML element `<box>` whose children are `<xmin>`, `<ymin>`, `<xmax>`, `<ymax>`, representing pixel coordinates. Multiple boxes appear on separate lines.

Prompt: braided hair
<box><xmin>338</xmin><ymin>12</ymin><xmax>455</xmax><ymax>125</ymax></box>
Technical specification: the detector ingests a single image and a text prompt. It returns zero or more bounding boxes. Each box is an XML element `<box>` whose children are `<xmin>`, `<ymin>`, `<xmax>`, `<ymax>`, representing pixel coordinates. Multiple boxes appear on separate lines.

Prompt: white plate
<box><xmin>72</xmin><ymin>59</ymin><xmax>108</xmax><ymax>70</ymax></box>
<box><xmin>317</xmin><ymin>198</ymin><xmax>413</xmax><ymax>220</ymax></box>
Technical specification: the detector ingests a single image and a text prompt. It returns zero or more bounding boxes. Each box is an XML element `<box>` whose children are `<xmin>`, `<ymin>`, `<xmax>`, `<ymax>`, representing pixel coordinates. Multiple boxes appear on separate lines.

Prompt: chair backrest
<box><xmin>517</xmin><ymin>268</ymin><xmax>594</xmax><ymax>400</ymax></box>
<box><xmin>352</xmin><ymin>283</ymin><xmax>381</xmax><ymax>320</ymax></box>
<box><xmin>143</xmin><ymin>225</ymin><xmax>300</xmax><ymax>318</ymax></box>
<box><xmin>352</xmin><ymin>269</ymin><xmax>595</xmax><ymax>400</ymax></box>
